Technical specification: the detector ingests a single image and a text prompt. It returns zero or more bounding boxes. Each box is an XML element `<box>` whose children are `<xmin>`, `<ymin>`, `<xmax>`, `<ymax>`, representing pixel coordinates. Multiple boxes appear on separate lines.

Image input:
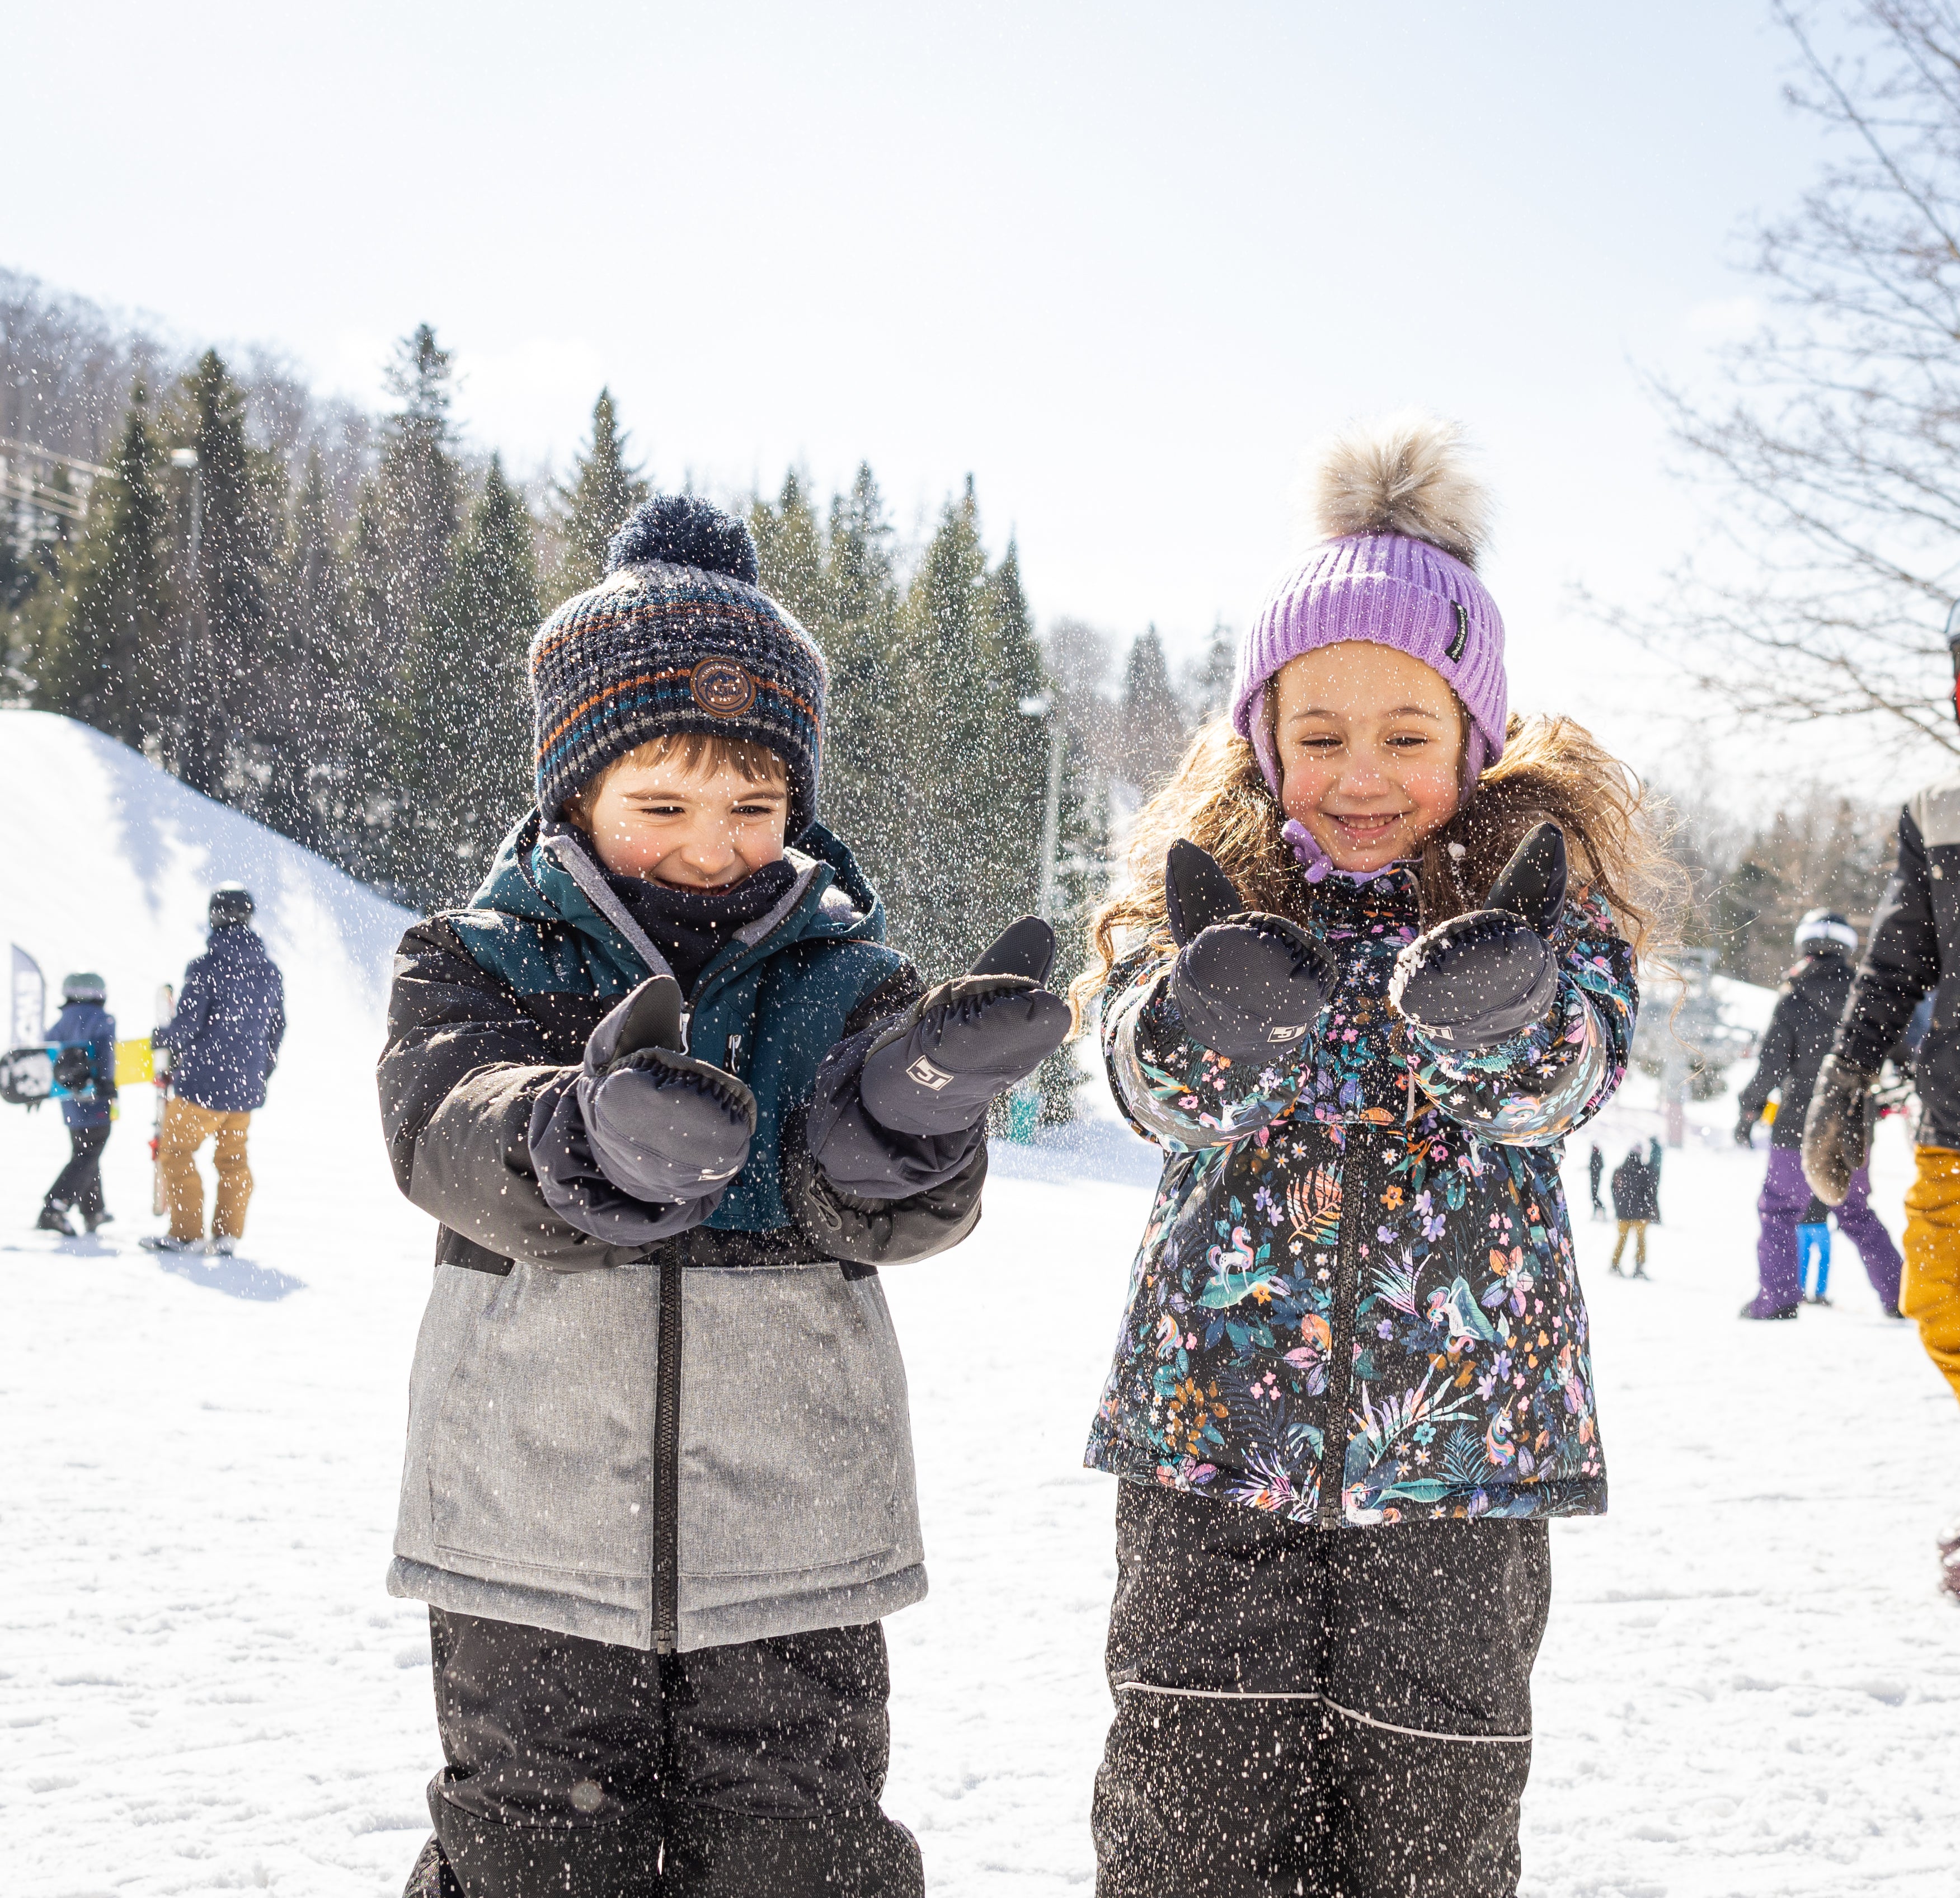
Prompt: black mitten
<box><xmin>1161</xmin><ymin>839</ymin><xmax>1337</xmax><ymax>1060</ymax></box>
<box><xmin>1389</xmin><ymin>823</ymin><xmax>1567</xmax><ymax>1048</ymax></box>
<box><xmin>857</xmin><ymin>917</ymin><xmax>1072</xmax><ymax>1138</ymax></box>
<box><xmin>577</xmin><ymin>976</ymin><xmax>758</xmax><ymax>1203</ymax></box>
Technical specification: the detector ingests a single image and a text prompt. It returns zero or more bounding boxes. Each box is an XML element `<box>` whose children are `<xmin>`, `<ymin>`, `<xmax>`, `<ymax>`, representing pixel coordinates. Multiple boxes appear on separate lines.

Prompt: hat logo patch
<box><xmin>690</xmin><ymin>660</ymin><xmax>758</xmax><ymax>718</ymax></box>
<box><xmin>1445</xmin><ymin>601</ymin><xmax>1470</xmax><ymax>663</ymax></box>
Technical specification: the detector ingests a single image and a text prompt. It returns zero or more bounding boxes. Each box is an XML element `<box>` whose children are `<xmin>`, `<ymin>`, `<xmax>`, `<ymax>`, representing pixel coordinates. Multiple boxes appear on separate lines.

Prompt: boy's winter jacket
<box><xmin>380</xmin><ymin>813</ymin><xmax>984</xmax><ymax>1654</ymax></box>
<box><xmin>47</xmin><ymin>999</ymin><xmax>116</xmax><ymax>1130</ymax></box>
<box><xmin>1093</xmin><ymin>863</ymin><xmax>1636</xmax><ymax>1525</ymax></box>
<box><xmin>1837</xmin><ymin>775</ymin><xmax>1960</xmax><ymax>1145</ymax></box>
<box><xmin>1737</xmin><ymin>951</ymin><xmax>1854</xmax><ymax>1149</ymax></box>
<box><xmin>156</xmin><ymin>924</ymin><xmax>285</xmax><ymax>1112</ymax></box>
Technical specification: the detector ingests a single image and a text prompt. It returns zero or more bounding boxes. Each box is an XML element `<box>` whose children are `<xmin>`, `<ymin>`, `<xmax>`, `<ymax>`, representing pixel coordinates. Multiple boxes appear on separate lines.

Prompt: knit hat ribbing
<box><xmin>529</xmin><ymin>496</ymin><xmax>827</xmax><ymax>838</ymax></box>
<box><xmin>1230</xmin><ymin>414</ymin><xmax>1507</xmax><ymax>796</ymax></box>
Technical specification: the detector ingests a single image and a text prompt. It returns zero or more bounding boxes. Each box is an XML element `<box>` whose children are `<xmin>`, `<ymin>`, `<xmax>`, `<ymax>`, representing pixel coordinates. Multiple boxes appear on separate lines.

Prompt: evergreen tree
<box><xmin>398</xmin><ymin>455</ymin><xmax>542</xmax><ymax>904</ymax></box>
<box><xmin>28</xmin><ymin>391</ymin><xmax>171</xmax><ymax>749</ymax></box>
<box><xmin>259</xmin><ymin>448</ymin><xmax>349</xmax><ymax>852</ymax></box>
<box><xmin>1178</xmin><ymin>618</ymin><xmax>1237</xmax><ymax>724</ymax></box>
<box><xmin>1118</xmin><ymin>624</ymin><xmax>1188</xmax><ymax>793</ymax></box>
<box><xmin>551</xmin><ymin>388</ymin><xmax>648</xmax><ymax>603</ymax></box>
<box><xmin>165</xmin><ymin>349</ymin><xmax>281</xmax><ymax>796</ymax></box>
<box><xmin>818</xmin><ymin>466</ymin><xmax>904</xmax><ymax>866</ymax></box>
<box><xmin>749</xmin><ymin>469</ymin><xmax>828</xmax><ymax>632</ymax></box>
<box><xmin>890</xmin><ymin>481</ymin><xmax>1048</xmax><ymax>978</ymax></box>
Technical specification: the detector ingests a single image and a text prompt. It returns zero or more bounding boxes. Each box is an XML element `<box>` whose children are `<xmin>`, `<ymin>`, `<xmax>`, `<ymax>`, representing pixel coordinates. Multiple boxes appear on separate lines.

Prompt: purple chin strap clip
<box><xmin>1281</xmin><ymin>818</ymin><xmax>1334</xmax><ymax>884</ymax></box>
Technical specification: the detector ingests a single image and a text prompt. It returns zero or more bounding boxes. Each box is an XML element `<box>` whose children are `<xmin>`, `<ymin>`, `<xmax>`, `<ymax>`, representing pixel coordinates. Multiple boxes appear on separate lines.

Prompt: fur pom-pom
<box><xmin>1308</xmin><ymin>411</ymin><xmax>1491</xmax><ymax>569</ymax></box>
<box><xmin>606</xmin><ymin>495</ymin><xmax>759</xmax><ymax>583</ymax></box>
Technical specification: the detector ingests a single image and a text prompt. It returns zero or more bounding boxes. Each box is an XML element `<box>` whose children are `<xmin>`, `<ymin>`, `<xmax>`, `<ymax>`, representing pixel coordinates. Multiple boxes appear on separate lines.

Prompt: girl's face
<box><xmin>572</xmin><ymin>751</ymin><xmax>788</xmax><ymax>889</ymax></box>
<box><xmin>1271</xmin><ymin>641</ymin><xmax>1464</xmax><ymax>873</ymax></box>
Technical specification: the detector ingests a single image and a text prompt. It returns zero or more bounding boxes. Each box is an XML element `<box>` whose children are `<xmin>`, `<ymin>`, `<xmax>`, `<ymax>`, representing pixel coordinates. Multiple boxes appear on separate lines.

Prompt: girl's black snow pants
<box><xmin>45</xmin><ymin>1124</ymin><xmax>109</xmax><ymax>1223</ymax></box>
<box><xmin>1093</xmin><ymin>1481</ymin><xmax>1550</xmax><ymax>1898</ymax></box>
<box><xmin>419</xmin><ymin>1606</ymin><xmax>923</xmax><ymax>1898</ymax></box>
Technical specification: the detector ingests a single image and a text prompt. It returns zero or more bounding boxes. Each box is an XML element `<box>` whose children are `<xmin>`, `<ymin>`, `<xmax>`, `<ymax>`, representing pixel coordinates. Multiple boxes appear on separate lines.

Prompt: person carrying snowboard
<box><xmin>381</xmin><ymin>495</ymin><xmax>1068</xmax><ymax>1898</ymax></box>
<box><xmin>36</xmin><ymin>971</ymin><xmax>116</xmax><ymax>1235</ymax></box>
<box><xmin>1071</xmin><ymin>415</ymin><xmax>1648</xmax><ymax>1895</ymax></box>
<box><xmin>144</xmin><ymin>884</ymin><xmax>285</xmax><ymax>1255</ymax></box>
<box><xmin>1805</xmin><ymin>609</ymin><xmax>1960</xmax><ymax>1598</ymax></box>
<box><xmin>1609</xmin><ymin>1144</ymin><xmax>1656</xmax><ymax>1279</ymax></box>
<box><xmin>1736</xmin><ymin>910</ymin><xmax>1901</xmax><ymax>1320</ymax></box>
<box><xmin>1587</xmin><ymin>1140</ymin><xmax>1605</xmax><ymax>1221</ymax></box>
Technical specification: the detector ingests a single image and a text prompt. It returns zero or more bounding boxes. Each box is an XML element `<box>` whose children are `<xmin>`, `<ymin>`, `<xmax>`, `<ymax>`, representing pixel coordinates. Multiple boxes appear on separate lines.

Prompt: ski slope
<box><xmin>2</xmin><ymin>712</ymin><xmax>1956</xmax><ymax>1896</ymax></box>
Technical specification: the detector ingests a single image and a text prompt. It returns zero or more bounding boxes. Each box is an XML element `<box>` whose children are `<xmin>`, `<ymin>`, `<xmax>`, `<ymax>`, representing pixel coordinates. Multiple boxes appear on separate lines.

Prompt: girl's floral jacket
<box><xmin>1090</xmin><ymin>863</ymin><xmax>1637</xmax><ymax>1525</ymax></box>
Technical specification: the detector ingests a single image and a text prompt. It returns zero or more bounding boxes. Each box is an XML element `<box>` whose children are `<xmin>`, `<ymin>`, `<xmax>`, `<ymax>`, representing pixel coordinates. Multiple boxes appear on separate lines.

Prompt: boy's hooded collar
<box><xmin>469</xmin><ymin>810</ymin><xmax>885</xmax><ymax>986</ymax></box>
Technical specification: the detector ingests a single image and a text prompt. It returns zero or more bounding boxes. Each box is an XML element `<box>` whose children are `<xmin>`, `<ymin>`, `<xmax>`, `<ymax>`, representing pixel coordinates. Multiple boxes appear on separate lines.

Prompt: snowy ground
<box><xmin>3</xmin><ymin>712</ymin><xmax>1957</xmax><ymax>1895</ymax></box>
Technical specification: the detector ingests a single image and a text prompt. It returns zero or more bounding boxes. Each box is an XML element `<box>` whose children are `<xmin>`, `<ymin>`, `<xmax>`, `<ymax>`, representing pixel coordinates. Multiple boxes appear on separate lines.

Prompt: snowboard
<box><xmin>151</xmin><ymin>983</ymin><xmax>174</xmax><ymax>1217</ymax></box>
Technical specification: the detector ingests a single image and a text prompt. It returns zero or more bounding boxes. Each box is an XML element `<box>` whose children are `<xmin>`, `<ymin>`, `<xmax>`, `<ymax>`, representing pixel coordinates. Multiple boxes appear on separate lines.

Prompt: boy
<box><xmin>36</xmin><ymin>971</ymin><xmax>116</xmax><ymax>1235</ymax></box>
<box><xmin>382</xmin><ymin>495</ymin><xmax>1067</xmax><ymax>1898</ymax></box>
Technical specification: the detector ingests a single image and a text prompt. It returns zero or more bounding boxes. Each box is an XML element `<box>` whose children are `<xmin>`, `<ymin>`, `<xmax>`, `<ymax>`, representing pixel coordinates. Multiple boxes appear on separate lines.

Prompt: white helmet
<box><xmin>1794</xmin><ymin>909</ymin><xmax>1857</xmax><ymax>955</ymax></box>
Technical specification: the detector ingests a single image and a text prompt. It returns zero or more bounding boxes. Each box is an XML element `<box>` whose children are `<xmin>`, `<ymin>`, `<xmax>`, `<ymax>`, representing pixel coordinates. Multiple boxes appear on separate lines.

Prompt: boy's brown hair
<box><xmin>563</xmin><ymin>733</ymin><xmax>787</xmax><ymax>831</ymax></box>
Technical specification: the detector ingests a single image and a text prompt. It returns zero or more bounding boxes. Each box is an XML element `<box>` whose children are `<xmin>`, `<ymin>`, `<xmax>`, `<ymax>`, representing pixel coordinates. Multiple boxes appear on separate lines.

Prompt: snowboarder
<box><xmin>1610</xmin><ymin>1145</ymin><xmax>1657</xmax><ymax>1278</ymax></box>
<box><xmin>1071</xmin><ymin>417</ymin><xmax>1646</xmax><ymax>1894</ymax></box>
<box><xmin>142</xmin><ymin>884</ymin><xmax>285</xmax><ymax>1255</ymax></box>
<box><xmin>382</xmin><ymin>495</ymin><xmax>1068</xmax><ymax>1898</ymax></box>
<box><xmin>35</xmin><ymin>971</ymin><xmax>116</xmax><ymax>1235</ymax></box>
<box><xmin>1798</xmin><ymin>1193</ymin><xmax>1832</xmax><ymax>1304</ymax></box>
<box><xmin>1804</xmin><ymin>613</ymin><xmax>1960</xmax><ymax>1598</ymax></box>
<box><xmin>1737</xmin><ymin>910</ymin><xmax>1902</xmax><ymax>1321</ymax></box>
<box><xmin>1588</xmin><ymin>1140</ymin><xmax>1605</xmax><ymax>1220</ymax></box>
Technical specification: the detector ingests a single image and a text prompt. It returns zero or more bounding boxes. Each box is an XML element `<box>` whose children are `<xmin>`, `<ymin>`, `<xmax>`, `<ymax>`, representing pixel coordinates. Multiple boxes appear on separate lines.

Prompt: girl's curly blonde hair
<box><xmin>1070</xmin><ymin>712</ymin><xmax>1676</xmax><ymax>1031</ymax></box>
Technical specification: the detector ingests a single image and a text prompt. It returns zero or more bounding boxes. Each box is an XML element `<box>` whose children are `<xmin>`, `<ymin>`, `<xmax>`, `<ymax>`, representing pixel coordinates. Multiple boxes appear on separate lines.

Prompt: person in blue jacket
<box><xmin>143</xmin><ymin>885</ymin><xmax>285</xmax><ymax>1255</ymax></box>
<box><xmin>36</xmin><ymin>971</ymin><xmax>116</xmax><ymax>1235</ymax></box>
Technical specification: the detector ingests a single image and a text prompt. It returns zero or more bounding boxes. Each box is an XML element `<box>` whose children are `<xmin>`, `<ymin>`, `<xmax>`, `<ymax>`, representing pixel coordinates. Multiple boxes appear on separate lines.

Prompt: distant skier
<box><xmin>1588</xmin><ymin>1141</ymin><xmax>1605</xmax><ymax>1220</ymax></box>
<box><xmin>36</xmin><ymin>972</ymin><xmax>116</xmax><ymax>1236</ymax></box>
<box><xmin>1610</xmin><ymin>1145</ymin><xmax>1656</xmax><ymax>1277</ymax></box>
<box><xmin>1736</xmin><ymin>910</ymin><xmax>1901</xmax><ymax>1321</ymax></box>
<box><xmin>142</xmin><ymin>884</ymin><xmax>285</xmax><ymax>1255</ymax></box>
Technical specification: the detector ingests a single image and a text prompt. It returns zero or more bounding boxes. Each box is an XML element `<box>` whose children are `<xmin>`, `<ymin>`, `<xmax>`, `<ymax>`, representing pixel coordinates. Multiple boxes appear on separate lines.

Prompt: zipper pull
<box><xmin>1406</xmin><ymin>1060</ymin><xmax>1417</xmax><ymax>1124</ymax></box>
<box><xmin>724</xmin><ymin>1031</ymin><xmax>745</xmax><ymax>1078</ymax></box>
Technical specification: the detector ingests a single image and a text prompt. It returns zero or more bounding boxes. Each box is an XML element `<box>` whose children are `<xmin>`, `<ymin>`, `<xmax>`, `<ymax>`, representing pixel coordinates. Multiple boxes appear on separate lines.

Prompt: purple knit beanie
<box><xmin>1231</xmin><ymin>414</ymin><xmax>1507</xmax><ymax>813</ymax></box>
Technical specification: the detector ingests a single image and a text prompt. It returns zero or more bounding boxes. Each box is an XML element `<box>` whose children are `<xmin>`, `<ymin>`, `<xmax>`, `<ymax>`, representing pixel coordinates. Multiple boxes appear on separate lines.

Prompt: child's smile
<box><xmin>1270</xmin><ymin>641</ymin><xmax>1464</xmax><ymax>873</ymax></box>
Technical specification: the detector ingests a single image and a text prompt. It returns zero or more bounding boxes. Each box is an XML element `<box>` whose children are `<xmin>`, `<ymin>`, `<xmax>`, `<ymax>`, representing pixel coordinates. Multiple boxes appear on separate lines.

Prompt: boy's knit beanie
<box><xmin>529</xmin><ymin>495</ymin><xmax>828</xmax><ymax>839</ymax></box>
<box><xmin>1230</xmin><ymin>413</ymin><xmax>1507</xmax><ymax>797</ymax></box>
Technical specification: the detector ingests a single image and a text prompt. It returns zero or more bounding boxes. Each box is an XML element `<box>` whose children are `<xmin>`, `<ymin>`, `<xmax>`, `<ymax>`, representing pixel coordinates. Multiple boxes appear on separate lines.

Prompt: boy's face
<box><xmin>1271</xmin><ymin>641</ymin><xmax>1464</xmax><ymax>873</ymax></box>
<box><xmin>576</xmin><ymin>750</ymin><xmax>789</xmax><ymax>889</ymax></box>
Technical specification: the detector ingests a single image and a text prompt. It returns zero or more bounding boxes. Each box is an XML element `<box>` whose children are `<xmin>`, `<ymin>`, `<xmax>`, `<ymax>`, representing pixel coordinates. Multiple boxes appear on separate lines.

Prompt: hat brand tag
<box><xmin>690</xmin><ymin>660</ymin><xmax>758</xmax><ymax>718</ymax></box>
<box><xmin>1445</xmin><ymin>602</ymin><xmax>1470</xmax><ymax>663</ymax></box>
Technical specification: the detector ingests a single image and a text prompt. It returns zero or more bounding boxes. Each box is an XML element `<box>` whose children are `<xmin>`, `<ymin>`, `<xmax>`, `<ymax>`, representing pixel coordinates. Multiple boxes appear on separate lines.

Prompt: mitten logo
<box><xmin>1268</xmin><ymin>1023</ymin><xmax>1309</xmax><ymax>1042</ymax></box>
<box><xmin>690</xmin><ymin>660</ymin><xmax>758</xmax><ymax>718</ymax></box>
<box><xmin>906</xmin><ymin>1055</ymin><xmax>953</xmax><ymax>1091</ymax></box>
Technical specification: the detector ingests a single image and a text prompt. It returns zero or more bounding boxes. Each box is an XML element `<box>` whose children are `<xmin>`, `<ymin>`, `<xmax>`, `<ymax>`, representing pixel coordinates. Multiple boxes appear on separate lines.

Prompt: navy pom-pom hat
<box><xmin>529</xmin><ymin>494</ymin><xmax>828</xmax><ymax>839</ymax></box>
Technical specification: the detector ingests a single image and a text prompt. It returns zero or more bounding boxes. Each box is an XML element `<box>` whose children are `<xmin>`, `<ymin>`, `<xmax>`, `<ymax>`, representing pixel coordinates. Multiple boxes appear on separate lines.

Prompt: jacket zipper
<box><xmin>1316</xmin><ymin>1126</ymin><xmax>1375</xmax><ymax>1527</ymax></box>
<box><xmin>651</xmin><ymin>1257</ymin><xmax>684</xmax><ymax>1653</ymax></box>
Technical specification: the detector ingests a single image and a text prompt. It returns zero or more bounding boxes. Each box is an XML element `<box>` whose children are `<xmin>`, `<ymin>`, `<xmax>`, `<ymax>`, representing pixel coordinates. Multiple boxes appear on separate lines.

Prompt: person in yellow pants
<box><xmin>157</xmin><ymin>1097</ymin><xmax>254</xmax><ymax>1247</ymax></box>
<box><xmin>141</xmin><ymin>883</ymin><xmax>285</xmax><ymax>1257</ymax></box>
<box><xmin>1901</xmin><ymin>1149</ymin><xmax>1960</xmax><ymax>1407</ymax></box>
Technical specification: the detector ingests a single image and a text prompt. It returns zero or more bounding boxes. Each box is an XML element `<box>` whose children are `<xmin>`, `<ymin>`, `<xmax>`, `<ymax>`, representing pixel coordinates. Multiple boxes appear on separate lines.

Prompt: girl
<box><xmin>1074</xmin><ymin>416</ymin><xmax>1657</xmax><ymax>1896</ymax></box>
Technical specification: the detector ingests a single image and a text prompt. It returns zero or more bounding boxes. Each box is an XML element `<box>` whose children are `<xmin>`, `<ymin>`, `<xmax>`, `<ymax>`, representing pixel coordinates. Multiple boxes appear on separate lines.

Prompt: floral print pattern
<box><xmin>1089</xmin><ymin>865</ymin><xmax>1637</xmax><ymax>1526</ymax></box>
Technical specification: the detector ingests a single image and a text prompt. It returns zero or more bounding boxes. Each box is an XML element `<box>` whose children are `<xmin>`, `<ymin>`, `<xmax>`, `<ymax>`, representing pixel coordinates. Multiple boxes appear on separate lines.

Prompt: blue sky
<box><xmin>9</xmin><ymin>2</ymin><xmax>1853</xmax><ymax>785</ymax></box>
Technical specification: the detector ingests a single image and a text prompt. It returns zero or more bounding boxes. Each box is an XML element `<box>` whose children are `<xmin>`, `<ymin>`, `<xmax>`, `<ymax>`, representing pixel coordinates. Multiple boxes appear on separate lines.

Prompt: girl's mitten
<box><xmin>858</xmin><ymin>917</ymin><xmax>1072</xmax><ymax>1138</ymax></box>
<box><xmin>577</xmin><ymin>976</ymin><xmax>758</xmax><ymax>1204</ymax></box>
<box><xmin>1162</xmin><ymin>839</ymin><xmax>1337</xmax><ymax>1060</ymax></box>
<box><xmin>1389</xmin><ymin>822</ymin><xmax>1568</xmax><ymax>1048</ymax></box>
<box><xmin>1801</xmin><ymin>1054</ymin><xmax>1870</xmax><ymax>1206</ymax></box>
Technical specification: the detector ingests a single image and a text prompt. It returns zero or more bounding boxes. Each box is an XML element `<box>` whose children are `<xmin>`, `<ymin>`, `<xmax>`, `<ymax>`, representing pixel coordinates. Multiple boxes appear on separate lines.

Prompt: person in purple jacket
<box><xmin>142</xmin><ymin>884</ymin><xmax>285</xmax><ymax>1255</ymax></box>
<box><xmin>1735</xmin><ymin>910</ymin><xmax>1901</xmax><ymax>1319</ymax></box>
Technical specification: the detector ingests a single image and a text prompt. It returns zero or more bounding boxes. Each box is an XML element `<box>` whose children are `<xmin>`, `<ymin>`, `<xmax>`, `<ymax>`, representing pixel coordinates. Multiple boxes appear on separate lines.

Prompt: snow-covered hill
<box><xmin>2</xmin><ymin>715</ymin><xmax>1956</xmax><ymax>1895</ymax></box>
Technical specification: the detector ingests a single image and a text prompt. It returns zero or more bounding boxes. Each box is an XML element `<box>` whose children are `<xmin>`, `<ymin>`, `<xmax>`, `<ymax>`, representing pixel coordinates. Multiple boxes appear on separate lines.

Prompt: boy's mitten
<box><xmin>1162</xmin><ymin>839</ymin><xmax>1337</xmax><ymax>1060</ymax></box>
<box><xmin>1390</xmin><ymin>823</ymin><xmax>1567</xmax><ymax>1048</ymax></box>
<box><xmin>1801</xmin><ymin>1054</ymin><xmax>1870</xmax><ymax>1206</ymax></box>
<box><xmin>857</xmin><ymin>918</ymin><xmax>1072</xmax><ymax>1138</ymax></box>
<box><xmin>578</xmin><ymin>976</ymin><xmax>758</xmax><ymax>1205</ymax></box>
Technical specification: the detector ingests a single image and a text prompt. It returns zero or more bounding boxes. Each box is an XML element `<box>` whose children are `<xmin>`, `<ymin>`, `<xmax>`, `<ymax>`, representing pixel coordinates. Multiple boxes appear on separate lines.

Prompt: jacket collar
<box><xmin>470</xmin><ymin>810</ymin><xmax>885</xmax><ymax>989</ymax></box>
